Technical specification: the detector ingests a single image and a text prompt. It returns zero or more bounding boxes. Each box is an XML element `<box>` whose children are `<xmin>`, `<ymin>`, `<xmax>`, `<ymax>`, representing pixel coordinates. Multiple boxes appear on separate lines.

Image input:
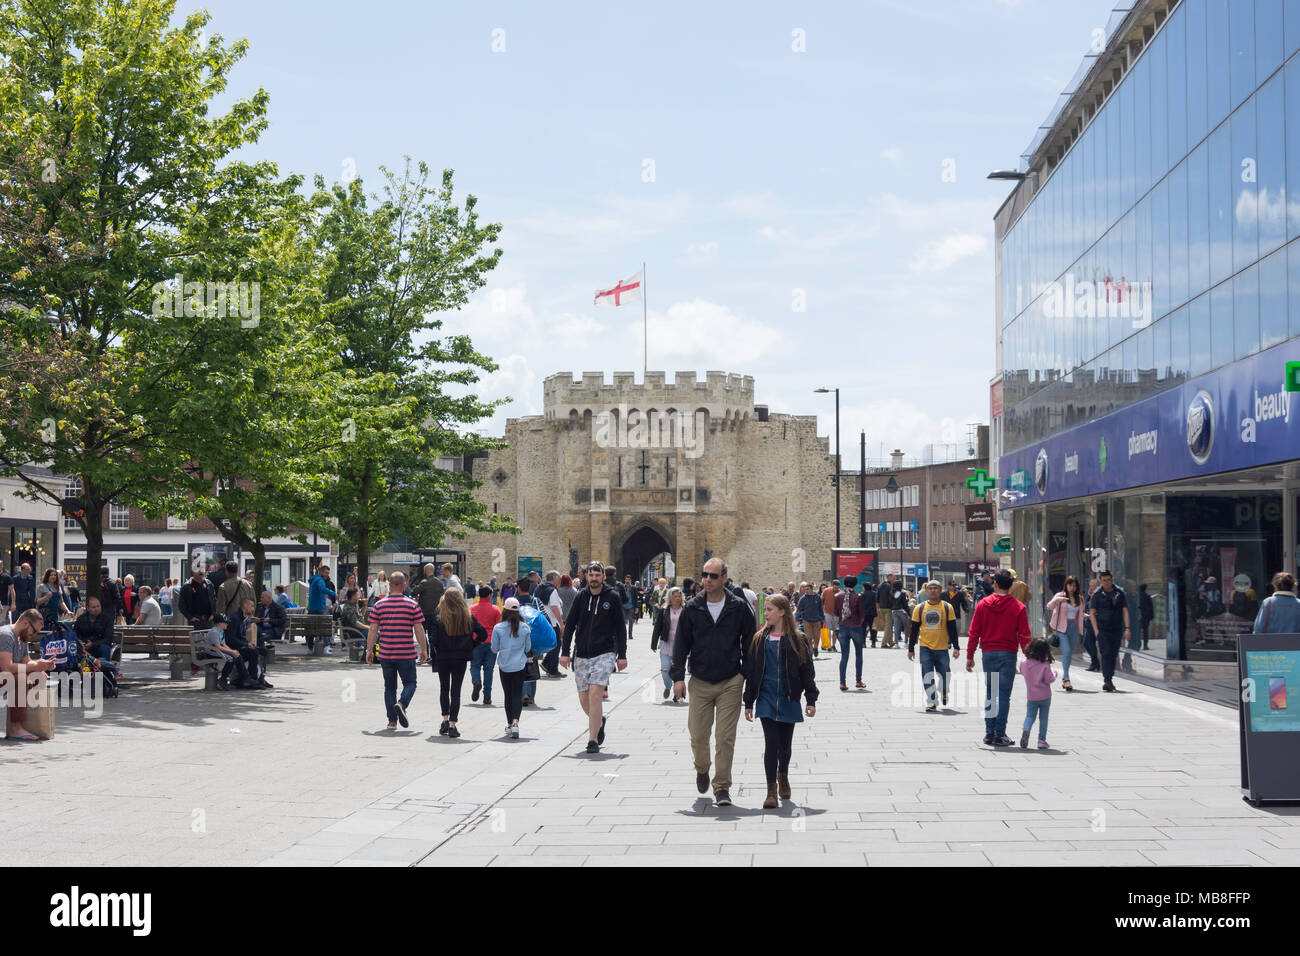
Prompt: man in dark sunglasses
<box><xmin>670</xmin><ymin>557</ymin><xmax>755</xmax><ymax>807</ymax></box>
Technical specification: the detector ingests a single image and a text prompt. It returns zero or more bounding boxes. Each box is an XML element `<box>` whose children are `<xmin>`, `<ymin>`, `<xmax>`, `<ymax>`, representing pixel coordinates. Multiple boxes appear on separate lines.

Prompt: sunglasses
<box><xmin>701</xmin><ymin>571</ymin><xmax>722</xmax><ymax>580</ymax></box>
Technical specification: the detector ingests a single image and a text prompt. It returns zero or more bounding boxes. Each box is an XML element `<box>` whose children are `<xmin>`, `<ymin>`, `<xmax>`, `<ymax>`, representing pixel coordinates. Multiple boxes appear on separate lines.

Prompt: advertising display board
<box><xmin>831</xmin><ymin>549</ymin><xmax>877</xmax><ymax>588</ymax></box>
<box><xmin>1238</xmin><ymin>633</ymin><xmax>1300</xmax><ymax>805</ymax></box>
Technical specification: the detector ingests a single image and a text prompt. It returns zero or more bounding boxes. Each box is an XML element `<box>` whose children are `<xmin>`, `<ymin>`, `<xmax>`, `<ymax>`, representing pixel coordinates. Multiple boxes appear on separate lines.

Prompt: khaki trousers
<box><xmin>687</xmin><ymin>673</ymin><xmax>745</xmax><ymax>792</ymax></box>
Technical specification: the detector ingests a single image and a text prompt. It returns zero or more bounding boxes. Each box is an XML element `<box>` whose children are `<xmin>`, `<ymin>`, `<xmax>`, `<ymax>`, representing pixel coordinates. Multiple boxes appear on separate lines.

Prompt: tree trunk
<box><xmin>250</xmin><ymin>539</ymin><xmax>267</xmax><ymax>597</ymax></box>
<box><xmin>355</xmin><ymin>461</ymin><xmax>374</xmax><ymax>589</ymax></box>
<box><xmin>356</xmin><ymin>525</ymin><xmax>370</xmax><ymax>597</ymax></box>
<box><xmin>82</xmin><ymin>479</ymin><xmax>105</xmax><ymax>602</ymax></box>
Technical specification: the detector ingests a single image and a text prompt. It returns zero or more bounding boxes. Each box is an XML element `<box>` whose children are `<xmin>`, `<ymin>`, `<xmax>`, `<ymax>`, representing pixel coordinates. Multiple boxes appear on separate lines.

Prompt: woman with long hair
<box><xmin>650</xmin><ymin>586</ymin><xmax>686</xmax><ymax>702</ymax></box>
<box><xmin>429</xmin><ymin>588</ymin><xmax>487</xmax><ymax>737</ymax></box>
<box><xmin>491</xmin><ymin>597</ymin><xmax>533</xmax><ymax>739</ymax></box>
<box><xmin>36</xmin><ymin>568</ymin><xmax>66</xmax><ymax>629</ymax></box>
<box><xmin>1046</xmin><ymin>575</ymin><xmax>1085</xmax><ymax>691</ymax></box>
<box><xmin>742</xmin><ymin>593</ymin><xmax>818</xmax><ymax>809</ymax></box>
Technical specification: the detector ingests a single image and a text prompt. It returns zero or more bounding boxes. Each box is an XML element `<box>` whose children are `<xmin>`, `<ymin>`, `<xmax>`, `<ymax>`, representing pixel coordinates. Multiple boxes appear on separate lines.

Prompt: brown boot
<box><xmin>777</xmin><ymin>773</ymin><xmax>791</xmax><ymax>800</ymax></box>
<box><xmin>763</xmin><ymin>783</ymin><xmax>778</xmax><ymax>809</ymax></box>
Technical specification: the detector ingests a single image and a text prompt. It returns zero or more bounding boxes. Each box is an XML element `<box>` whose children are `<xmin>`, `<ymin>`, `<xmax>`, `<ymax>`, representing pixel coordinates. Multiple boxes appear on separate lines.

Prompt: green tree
<box><xmin>312</xmin><ymin>160</ymin><xmax>515</xmax><ymax>586</ymax></box>
<box><xmin>154</xmin><ymin>214</ymin><xmax>353</xmax><ymax>591</ymax></box>
<box><xmin>0</xmin><ymin>0</ymin><xmax>290</xmax><ymax>597</ymax></box>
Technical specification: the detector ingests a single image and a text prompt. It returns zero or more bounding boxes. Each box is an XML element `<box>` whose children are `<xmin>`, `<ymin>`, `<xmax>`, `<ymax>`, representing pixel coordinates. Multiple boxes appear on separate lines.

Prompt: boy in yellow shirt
<box><xmin>907</xmin><ymin>581</ymin><xmax>960</xmax><ymax>713</ymax></box>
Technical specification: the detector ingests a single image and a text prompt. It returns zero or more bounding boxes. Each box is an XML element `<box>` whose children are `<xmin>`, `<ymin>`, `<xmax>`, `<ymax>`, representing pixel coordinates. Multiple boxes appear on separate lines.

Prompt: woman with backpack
<box><xmin>1253</xmin><ymin>573</ymin><xmax>1300</xmax><ymax>634</ymax></box>
<box><xmin>491</xmin><ymin>597</ymin><xmax>533</xmax><ymax>739</ymax></box>
<box><xmin>742</xmin><ymin>593</ymin><xmax>818</xmax><ymax>809</ymax></box>
<box><xmin>1046</xmin><ymin>575</ymin><xmax>1086</xmax><ymax>691</ymax></box>
<box><xmin>428</xmin><ymin>588</ymin><xmax>487</xmax><ymax>738</ymax></box>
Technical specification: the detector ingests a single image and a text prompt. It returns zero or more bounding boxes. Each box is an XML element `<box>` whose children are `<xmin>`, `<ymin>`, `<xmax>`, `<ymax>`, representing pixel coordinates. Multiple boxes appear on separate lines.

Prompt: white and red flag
<box><xmin>593</xmin><ymin>270</ymin><xmax>643</xmax><ymax>307</ymax></box>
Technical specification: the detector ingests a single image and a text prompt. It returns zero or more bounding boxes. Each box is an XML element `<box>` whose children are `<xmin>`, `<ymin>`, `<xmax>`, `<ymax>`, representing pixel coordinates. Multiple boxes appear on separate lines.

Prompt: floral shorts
<box><xmin>574</xmin><ymin>652</ymin><xmax>618</xmax><ymax>692</ymax></box>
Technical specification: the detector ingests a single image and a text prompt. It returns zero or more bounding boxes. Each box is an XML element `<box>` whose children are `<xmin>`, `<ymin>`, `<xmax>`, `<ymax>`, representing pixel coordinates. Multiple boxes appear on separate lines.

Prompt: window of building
<box><xmin>118</xmin><ymin>559</ymin><xmax>168</xmax><ymax>591</ymax></box>
<box><xmin>109</xmin><ymin>504</ymin><xmax>129</xmax><ymax>531</ymax></box>
<box><xmin>65</xmin><ymin>477</ymin><xmax>81</xmax><ymax>529</ymax></box>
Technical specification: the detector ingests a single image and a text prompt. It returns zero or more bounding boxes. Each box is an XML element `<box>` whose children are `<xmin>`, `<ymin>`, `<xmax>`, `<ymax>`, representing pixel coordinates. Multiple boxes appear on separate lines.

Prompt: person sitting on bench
<box><xmin>339</xmin><ymin>588</ymin><xmax>367</xmax><ymax>649</ymax></box>
<box><xmin>201</xmin><ymin>616</ymin><xmax>253</xmax><ymax>691</ymax></box>
<box><xmin>227</xmin><ymin>599</ymin><xmax>272</xmax><ymax>690</ymax></box>
<box><xmin>74</xmin><ymin>597</ymin><xmax>116</xmax><ymax>667</ymax></box>
<box><xmin>257</xmin><ymin>590</ymin><xmax>287</xmax><ymax>643</ymax></box>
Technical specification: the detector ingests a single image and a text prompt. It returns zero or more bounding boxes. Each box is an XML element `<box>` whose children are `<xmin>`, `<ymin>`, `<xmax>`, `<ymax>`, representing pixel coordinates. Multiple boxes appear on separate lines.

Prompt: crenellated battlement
<box><xmin>543</xmin><ymin>370</ymin><xmax>756</xmax><ymax>420</ymax></box>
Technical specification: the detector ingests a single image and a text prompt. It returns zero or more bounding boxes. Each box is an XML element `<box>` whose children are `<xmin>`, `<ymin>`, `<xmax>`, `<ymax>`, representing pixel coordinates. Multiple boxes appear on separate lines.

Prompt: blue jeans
<box><xmin>1056</xmin><ymin>620</ymin><xmax>1078</xmax><ymax>680</ymax></box>
<box><xmin>838</xmin><ymin>625</ymin><xmax>864</xmax><ymax>683</ymax></box>
<box><xmin>1022</xmin><ymin>697</ymin><xmax>1051</xmax><ymax>740</ymax></box>
<box><xmin>660</xmin><ymin>650</ymin><xmax>674</xmax><ymax>692</ymax></box>
<box><xmin>470</xmin><ymin>643</ymin><xmax>496</xmax><ymax>695</ymax></box>
<box><xmin>381</xmin><ymin>658</ymin><xmax>417</xmax><ymax>722</ymax></box>
<box><xmin>523</xmin><ymin>675</ymin><xmax>537</xmax><ymax>701</ymax></box>
<box><xmin>981</xmin><ymin>650</ymin><xmax>1018</xmax><ymax>737</ymax></box>
<box><xmin>918</xmin><ymin>645</ymin><xmax>951</xmax><ymax>706</ymax></box>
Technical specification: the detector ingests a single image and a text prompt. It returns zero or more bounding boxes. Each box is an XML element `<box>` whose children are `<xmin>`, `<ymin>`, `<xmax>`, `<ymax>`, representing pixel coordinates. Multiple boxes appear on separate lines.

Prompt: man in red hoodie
<box><xmin>965</xmin><ymin>569</ymin><xmax>1031</xmax><ymax>747</ymax></box>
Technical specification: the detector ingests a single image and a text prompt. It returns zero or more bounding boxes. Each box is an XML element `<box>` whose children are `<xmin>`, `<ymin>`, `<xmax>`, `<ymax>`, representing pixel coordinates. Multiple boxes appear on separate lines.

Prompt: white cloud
<box><xmin>474</xmin><ymin>354</ymin><xmax>539</xmax><ymax>433</ymax></box>
<box><xmin>910</xmin><ymin>232</ymin><xmax>989</xmax><ymax>273</ymax></box>
<box><xmin>651</xmin><ymin>300</ymin><xmax>782</xmax><ymax>364</ymax></box>
<box><xmin>881</xmin><ymin>146</ymin><xmax>904</xmax><ymax>165</ymax></box>
<box><xmin>685</xmin><ymin>241</ymin><xmax>719</xmax><ymax>262</ymax></box>
<box><xmin>719</xmin><ymin>193</ymin><xmax>785</xmax><ymax>219</ymax></box>
<box><xmin>515</xmin><ymin>192</ymin><xmax>691</xmax><ymax>242</ymax></box>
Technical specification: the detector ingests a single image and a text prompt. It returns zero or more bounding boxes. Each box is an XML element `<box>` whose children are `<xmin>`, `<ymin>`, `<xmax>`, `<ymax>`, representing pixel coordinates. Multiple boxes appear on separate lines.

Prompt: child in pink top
<box><xmin>1018</xmin><ymin>639</ymin><xmax>1057</xmax><ymax>749</ymax></box>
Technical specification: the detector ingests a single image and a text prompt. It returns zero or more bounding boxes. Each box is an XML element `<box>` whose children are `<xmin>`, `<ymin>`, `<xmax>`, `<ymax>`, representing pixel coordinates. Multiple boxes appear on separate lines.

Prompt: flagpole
<box><xmin>642</xmin><ymin>260</ymin><xmax>647</xmax><ymax>378</ymax></box>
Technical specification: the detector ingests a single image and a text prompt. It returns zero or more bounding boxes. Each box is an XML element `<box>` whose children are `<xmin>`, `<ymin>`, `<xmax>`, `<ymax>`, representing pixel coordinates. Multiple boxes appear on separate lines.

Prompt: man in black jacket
<box><xmin>257</xmin><ymin>589</ymin><xmax>288</xmax><ymax>642</ymax></box>
<box><xmin>670</xmin><ymin>557</ymin><xmax>755</xmax><ymax>807</ymax></box>
<box><xmin>73</xmin><ymin>596</ymin><xmax>115</xmax><ymax>661</ymax></box>
<box><xmin>227</xmin><ymin>597</ymin><xmax>272</xmax><ymax>689</ymax></box>
<box><xmin>178</xmin><ymin>567</ymin><xmax>217</xmax><ymax>630</ymax></box>
<box><xmin>560</xmin><ymin>561</ymin><xmax>628</xmax><ymax>753</ymax></box>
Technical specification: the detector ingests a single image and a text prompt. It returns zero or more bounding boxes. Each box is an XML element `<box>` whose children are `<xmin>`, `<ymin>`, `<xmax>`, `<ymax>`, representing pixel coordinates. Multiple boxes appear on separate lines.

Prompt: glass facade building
<box><xmin>994</xmin><ymin>0</ymin><xmax>1300</xmax><ymax>685</ymax></box>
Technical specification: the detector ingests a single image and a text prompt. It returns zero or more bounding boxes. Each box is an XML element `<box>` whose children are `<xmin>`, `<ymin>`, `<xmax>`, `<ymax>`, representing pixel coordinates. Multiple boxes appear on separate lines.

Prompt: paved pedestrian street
<box><xmin>3</xmin><ymin>619</ymin><xmax>1294</xmax><ymax>867</ymax></box>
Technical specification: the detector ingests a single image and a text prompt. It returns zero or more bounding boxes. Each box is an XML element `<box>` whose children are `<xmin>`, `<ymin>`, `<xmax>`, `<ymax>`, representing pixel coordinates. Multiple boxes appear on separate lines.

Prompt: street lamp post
<box><xmin>815</xmin><ymin>387</ymin><xmax>841</xmax><ymax>548</ymax></box>
<box><xmin>885</xmin><ymin>475</ymin><xmax>902</xmax><ymax>586</ymax></box>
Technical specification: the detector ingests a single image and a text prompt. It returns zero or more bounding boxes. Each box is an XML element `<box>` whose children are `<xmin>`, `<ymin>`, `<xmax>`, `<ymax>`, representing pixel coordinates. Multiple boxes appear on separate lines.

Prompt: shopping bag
<box><xmin>6</xmin><ymin>678</ymin><xmax>55</xmax><ymax>740</ymax></box>
<box><xmin>820</xmin><ymin>626</ymin><xmax>832</xmax><ymax>650</ymax></box>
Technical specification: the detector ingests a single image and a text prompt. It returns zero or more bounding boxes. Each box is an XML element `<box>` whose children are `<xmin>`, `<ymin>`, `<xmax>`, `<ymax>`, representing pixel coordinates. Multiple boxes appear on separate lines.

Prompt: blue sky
<box><xmin>194</xmin><ymin>0</ymin><xmax>1110</xmax><ymax>461</ymax></box>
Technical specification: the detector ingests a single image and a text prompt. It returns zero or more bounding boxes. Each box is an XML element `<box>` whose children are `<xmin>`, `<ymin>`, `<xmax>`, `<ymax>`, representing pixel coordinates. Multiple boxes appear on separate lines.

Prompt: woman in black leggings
<box><xmin>741</xmin><ymin>593</ymin><xmax>818</xmax><ymax>809</ymax></box>
<box><xmin>429</xmin><ymin>589</ymin><xmax>486</xmax><ymax>738</ymax></box>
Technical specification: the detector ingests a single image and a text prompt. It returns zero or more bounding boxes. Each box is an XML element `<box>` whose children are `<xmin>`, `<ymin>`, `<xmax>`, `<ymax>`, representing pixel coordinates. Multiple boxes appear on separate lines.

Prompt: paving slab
<box><xmin>4</xmin><ymin>622</ymin><xmax>1289</xmax><ymax>866</ymax></box>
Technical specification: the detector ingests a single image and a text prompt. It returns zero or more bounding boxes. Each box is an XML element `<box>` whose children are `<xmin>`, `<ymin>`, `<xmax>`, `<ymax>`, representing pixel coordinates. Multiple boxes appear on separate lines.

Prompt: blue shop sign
<box><xmin>999</xmin><ymin>341</ymin><xmax>1300</xmax><ymax>507</ymax></box>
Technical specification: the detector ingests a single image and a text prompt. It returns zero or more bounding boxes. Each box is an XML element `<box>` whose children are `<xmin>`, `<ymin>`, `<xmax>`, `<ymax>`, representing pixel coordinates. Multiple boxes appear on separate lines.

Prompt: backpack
<box><xmin>519</xmin><ymin>599</ymin><xmax>557</xmax><ymax>652</ymax></box>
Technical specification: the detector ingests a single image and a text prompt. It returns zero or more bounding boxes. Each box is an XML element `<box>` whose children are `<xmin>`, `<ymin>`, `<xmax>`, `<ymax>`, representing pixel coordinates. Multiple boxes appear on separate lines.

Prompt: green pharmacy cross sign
<box><xmin>1287</xmin><ymin>361</ymin><xmax>1300</xmax><ymax>393</ymax></box>
<box><xmin>966</xmin><ymin>469</ymin><xmax>996</xmax><ymax>499</ymax></box>
<box><xmin>1099</xmin><ymin>436</ymin><xmax>1109</xmax><ymax>473</ymax></box>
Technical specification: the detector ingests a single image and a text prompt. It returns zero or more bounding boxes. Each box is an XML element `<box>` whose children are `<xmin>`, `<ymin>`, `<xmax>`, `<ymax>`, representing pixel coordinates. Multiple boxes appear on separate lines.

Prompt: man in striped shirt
<box><xmin>366</xmin><ymin>571</ymin><xmax>428</xmax><ymax>730</ymax></box>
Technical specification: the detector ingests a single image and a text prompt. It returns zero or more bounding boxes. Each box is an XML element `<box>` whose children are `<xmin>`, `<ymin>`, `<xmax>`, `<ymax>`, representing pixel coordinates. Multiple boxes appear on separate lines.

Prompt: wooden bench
<box><xmin>115</xmin><ymin>625</ymin><xmax>194</xmax><ymax>663</ymax></box>
<box><xmin>298</xmin><ymin>616</ymin><xmax>336</xmax><ymax>656</ymax></box>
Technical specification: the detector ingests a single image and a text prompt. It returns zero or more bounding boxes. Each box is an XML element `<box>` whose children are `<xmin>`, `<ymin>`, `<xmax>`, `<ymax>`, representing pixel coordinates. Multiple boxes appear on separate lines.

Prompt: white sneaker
<box><xmin>323</xmin><ymin>646</ymin><xmax>333</xmax><ymax>655</ymax></box>
<box><xmin>505</xmin><ymin>724</ymin><xmax>513</xmax><ymax>738</ymax></box>
<box><xmin>510</xmin><ymin>724</ymin><xmax>520</xmax><ymax>739</ymax></box>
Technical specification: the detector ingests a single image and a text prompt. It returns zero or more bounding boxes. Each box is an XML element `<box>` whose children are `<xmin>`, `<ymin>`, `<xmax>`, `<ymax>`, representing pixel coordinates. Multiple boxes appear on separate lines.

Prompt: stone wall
<box><xmin>457</xmin><ymin>372</ymin><xmax>851</xmax><ymax>590</ymax></box>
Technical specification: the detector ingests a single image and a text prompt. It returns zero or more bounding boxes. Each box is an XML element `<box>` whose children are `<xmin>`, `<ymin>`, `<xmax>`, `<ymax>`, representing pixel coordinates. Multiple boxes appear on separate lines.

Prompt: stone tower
<box><xmin>460</xmin><ymin>371</ymin><xmax>836</xmax><ymax>588</ymax></box>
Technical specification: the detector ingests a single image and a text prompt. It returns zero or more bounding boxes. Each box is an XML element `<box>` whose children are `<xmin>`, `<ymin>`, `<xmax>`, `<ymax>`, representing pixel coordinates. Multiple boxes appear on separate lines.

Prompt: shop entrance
<box><xmin>1167</xmin><ymin>494</ymin><xmax>1283</xmax><ymax>662</ymax></box>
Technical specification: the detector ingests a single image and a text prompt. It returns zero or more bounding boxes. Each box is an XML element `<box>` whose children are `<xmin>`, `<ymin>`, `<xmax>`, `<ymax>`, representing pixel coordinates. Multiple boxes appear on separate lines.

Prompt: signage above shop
<box><xmin>999</xmin><ymin>343</ymin><xmax>1300</xmax><ymax>508</ymax></box>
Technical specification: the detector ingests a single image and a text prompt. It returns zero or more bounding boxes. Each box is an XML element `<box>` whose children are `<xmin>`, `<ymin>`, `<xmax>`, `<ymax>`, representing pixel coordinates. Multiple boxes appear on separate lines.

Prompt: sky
<box><xmin>192</xmin><ymin>0</ymin><xmax>1110</xmax><ymax>464</ymax></box>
